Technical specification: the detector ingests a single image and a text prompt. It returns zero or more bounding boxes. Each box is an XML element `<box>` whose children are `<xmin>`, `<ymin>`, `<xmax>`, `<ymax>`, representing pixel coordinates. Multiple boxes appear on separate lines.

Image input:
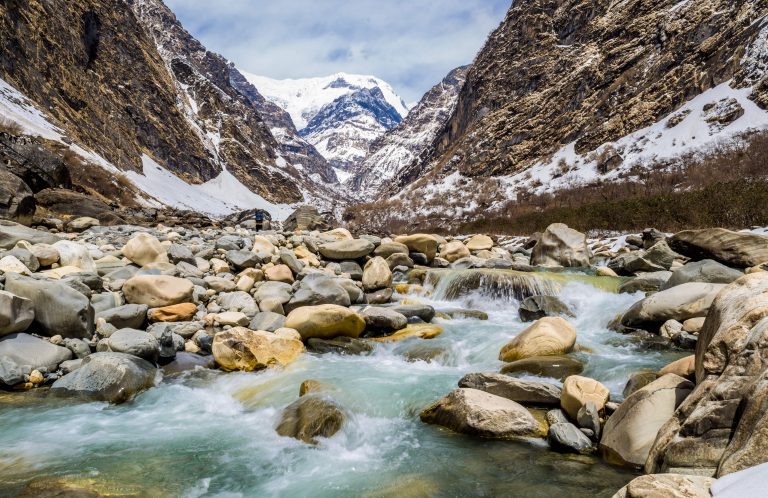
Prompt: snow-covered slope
<box><xmin>348</xmin><ymin>66</ymin><xmax>468</xmax><ymax>200</ymax></box>
<box><xmin>242</xmin><ymin>71</ymin><xmax>410</xmax><ymax>169</ymax></box>
<box><xmin>242</xmin><ymin>72</ymin><xmax>409</xmax><ymax>129</ymax></box>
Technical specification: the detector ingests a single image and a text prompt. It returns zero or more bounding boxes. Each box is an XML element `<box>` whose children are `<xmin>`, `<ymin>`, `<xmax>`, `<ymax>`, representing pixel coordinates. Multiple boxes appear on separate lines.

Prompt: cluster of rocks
<box><xmin>413</xmin><ymin>223</ymin><xmax>768</xmax><ymax>497</ymax></box>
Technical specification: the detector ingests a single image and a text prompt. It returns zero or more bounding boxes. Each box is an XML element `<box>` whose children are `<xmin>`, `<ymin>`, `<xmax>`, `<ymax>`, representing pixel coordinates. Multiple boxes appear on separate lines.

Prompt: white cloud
<box><xmin>164</xmin><ymin>0</ymin><xmax>510</xmax><ymax>102</ymax></box>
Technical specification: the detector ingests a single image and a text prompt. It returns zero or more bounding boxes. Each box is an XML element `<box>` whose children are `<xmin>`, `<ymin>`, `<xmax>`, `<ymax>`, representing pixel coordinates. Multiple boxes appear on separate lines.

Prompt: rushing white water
<box><xmin>0</xmin><ymin>276</ymin><xmax>685</xmax><ymax>497</ymax></box>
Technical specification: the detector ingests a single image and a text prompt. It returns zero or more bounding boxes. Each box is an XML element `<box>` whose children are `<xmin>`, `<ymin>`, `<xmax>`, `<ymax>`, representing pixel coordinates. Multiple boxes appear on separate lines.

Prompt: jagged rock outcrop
<box><xmin>349</xmin><ymin>66</ymin><xmax>468</xmax><ymax>199</ymax></box>
<box><xmin>646</xmin><ymin>273</ymin><xmax>768</xmax><ymax>478</ymax></box>
<box><xmin>425</xmin><ymin>0</ymin><xmax>767</xmax><ymax>178</ymax></box>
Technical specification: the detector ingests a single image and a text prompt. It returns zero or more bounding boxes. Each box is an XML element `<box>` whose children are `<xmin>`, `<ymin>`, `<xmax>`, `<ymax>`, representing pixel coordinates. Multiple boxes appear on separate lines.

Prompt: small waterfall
<box><xmin>425</xmin><ymin>269</ymin><xmax>623</xmax><ymax>303</ymax></box>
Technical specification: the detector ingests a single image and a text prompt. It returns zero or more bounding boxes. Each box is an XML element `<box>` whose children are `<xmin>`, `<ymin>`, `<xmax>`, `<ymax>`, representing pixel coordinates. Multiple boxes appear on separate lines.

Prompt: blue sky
<box><xmin>165</xmin><ymin>0</ymin><xmax>511</xmax><ymax>103</ymax></box>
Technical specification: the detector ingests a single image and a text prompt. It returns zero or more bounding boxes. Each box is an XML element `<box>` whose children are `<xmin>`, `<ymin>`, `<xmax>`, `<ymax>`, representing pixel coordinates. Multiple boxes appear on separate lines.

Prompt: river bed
<box><xmin>0</xmin><ymin>273</ymin><xmax>686</xmax><ymax>497</ymax></box>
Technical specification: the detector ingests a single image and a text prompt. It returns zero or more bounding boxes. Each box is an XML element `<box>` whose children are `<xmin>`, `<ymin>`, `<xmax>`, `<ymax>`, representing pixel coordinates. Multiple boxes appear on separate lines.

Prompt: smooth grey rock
<box><xmin>619</xmin><ymin>271</ymin><xmax>673</xmax><ymax>294</ymax></box>
<box><xmin>548</xmin><ymin>422</ymin><xmax>594</xmax><ymax>454</ymax></box>
<box><xmin>662</xmin><ymin>259</ymin><xmax>744</xmax><ymax>290</ymax></box>
<box><xmin>306</xmin><ymin>336</ymin><xmax>374</xmax><ymax>355</ymax></box>
<box><xmin>458</xmin><ymin>372</ymin><xmax>562</xmax><ymax>406</ymax></box>
<box><xmin>531</xmin><ymin>223</ymin><xmax>591</xmax><ymax>268</ymax></box>
<box><xmin>62</xmin><ymin>338</ymin><xmax>91</xmax><ymax>359</ymax></box>
<box><xmin>162</xmin><ymin>352</ymin><xmax>215</xmax><ymax>376</ymax></box>
<box><xmin>0</xmin><ymin>220</ymin><xmax>60</xmax><ymax>249</ymax></box>
<box><xmin>249</xmin><ymin>311</ymin><xmax>285</xmax><ymax>332</ymax></box>
<box><xmin>518</xmin><ymin>295</ymin><xmax>574</xmax><ymax>322</ymax></box>
<box><xmin>167</xmin><ymin>244</ymin><xmax>195</xmax><ymax>265</ymax></box>
<box><xmin>621</xmin><ymin>282</ymin><xmax>726</xmax><ymax>329</ymax></box>
<box><xmin>50</xmin><ymin>352</ymin><xmax>156</xmax><ymax>403</ymax></box>
<box><xmin>668</xmin><ymin>228</ymin><xmax>768</xmax><ymax>268</ymax></box>
<box><xmin>365</xmin><ymin>287</ymin><xmax>393</xmax><ymax>304</ymax></box>
<box><xmin>96</xmin><ymin>304</ymin><xmax>148</xmax><ymax>330</ymax></box>
<box><xmin>217</xmin><ymin>291</ymin><xmax>258</xmax><ymax>315</ymax></box>
<box><xmin>279</xmin><ymin>249</ymin><xmax>304</xmax><ymax>275</ymax></box>
<box><xmin>284</xmin><ymin>274</ymin><xmax>350</xmax><ymax>313</ymax></box>
<box><xmin>0</xmin><ymin>290</ymin><xmax>34</xmax><ymax>336</ymax></box>
<box><xmin>91</xmin><ymin>292</ymin><xmax>124</xmax><ymax>314</ymax></box>
<box><xmin>225</xmin><ymin>250</ymin><xmax>260</xmax><ymax>270</ymax></box>
<box><xmin>577</xmin><ymin>400</ymin><xmax>601</xmax><ymax>438</ymax></box>
<box><xmin>106</xmin><ymin>328</ymin><xmax>160</xmax><ymax>363</ymax></box>
<box><xmin>0</xmin><ymin>332</ymin><xmax>72</xmax><ymax>385</ymax></box>
<box><xmin>339</xmin><ymin>261</ymin><xmax>363</xmax><ymax>280</ymax></box>
<box><xmin>361</xmin><ymin>307</ymin><xmax>408</xmax><ymax>334</ymax></box>
<box><xmin>318</xmin><ymin>239</ymin><xmax>374</xmax><ymax>260</ymax></box>
<box><xmin>5</xmin><ymin>274</ymin><xmax>94</xmax><ymax>339</ymax></box>
<box><xmin>391</xmin><ymin>304</ymin><xmax>435</xmax><ymax>322</ymax></box>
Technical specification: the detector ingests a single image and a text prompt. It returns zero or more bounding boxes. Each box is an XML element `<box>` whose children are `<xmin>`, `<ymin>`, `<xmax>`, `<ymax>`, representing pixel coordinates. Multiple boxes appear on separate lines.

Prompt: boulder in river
<box><xmin>668</xmin><ymin>228</ymin><xmax>768</xmax><ymax>268</ymax></box>
<box><xmin>500</xmin><ymin>355</ymin><xmax>584</xmax><ymax>380</ymax></box>
<box><xmin>50</xmin><ymin>352</ymin><xmax>157</xmax><ymax>403</ymax></box>
<box><xmin>530</xmin><ymin>223</ymin><xmax>591</xmax><ymax>268</ymax></box>
<box><xmin>440</xmin><ymin>241</ymin><xmax>471</xmax><ymax>262</ymax></box>
<box><xmin>104</xmin><ymin>328</ymin><xmax>160</xmax><ymax>363</ymax></box>
<box><xmin>420</xmin><ymin>388</ymin><xmax>544</xmax><ymax>438</ymax></box>
<box><xmin>284</xmin><ymin>304</ymin><xmax>365</xmax><ymax>341</ymax></box>
<box><xmin>122</xmin><ymin>275</ymin><xmax>194</xmax><ymax>308</ymax></box>
<box><xmin>362</xmin><ymin>256</ymin><xmax>392</xmax><ymax>291</ymax></box>
<box><xmin>499</xmin><ymin>317</ymin><xmax>577</xmax><ymax>362</ymax></box>
<box><xmin>620</xmin><ymin>282</ymin><xmax>726</xmax><ymax>329</ymax></box>
<box><xmin>518</xmin><ymin>295</ymin><xmax>574</xmax><ymax>322</ymax></box>
<box><xmin>5</xmin><ymin>274</ymin><xmax>94</xmax><ymax>339</ymax></box>
<box><xmin>360</xmin><ymin>307</ymin><xmax>408</xmax><ymax>334</ymax></box>
<box><xmin>212</xmin><ymin>327</ymin><xmax>304</xmax><ymax>371</ymax></box>
<box><xmin>601</xmin><ymin>373</ymin><xmax>693</xmax><ymax>468</ymax></box>
<box><xmin>661</xmin><ymin>259</ymin><xmax>743</xmax><ymax>290</ymax></box>
<box><xmin>548</xmin><ymin>422</ymin><xmax>594</xmax><ymax>454</ymax></box>
<box><xmin>458</xmin><ymin>372</ymin><xmax>561</xmax><ymax>406</ymax></box>
<box><xmin>561</xmin><ymin>375</ymin><xmax>610</xmax><ymax>419</ymax></box>
<box><xmin>306</xmin><ymin>336</ymin><xmax>374</xmax><ymax>355</ymax></box>
<box><xmin>394</xmin><ymin>234</ymin><xmax>438</xmax><ymax>261</ymax></box>
<box><xmin>0</xmin><ymin>332</ymin><xmax>72</xmax><ymax>386</ymax></box>
<box><xmin>0</xmin><ymin>290</ymin><xmax>34</xmax><ymax>336</ymax></box>
<box><xmin>318</xmin><ymin>239</ymin><xmax>374</xmax><ymax>260</ymax></box>
<box><xmin>276</xmin><ymin>394</ymin><xmax>345</xmax><ymax>444</ymax></box>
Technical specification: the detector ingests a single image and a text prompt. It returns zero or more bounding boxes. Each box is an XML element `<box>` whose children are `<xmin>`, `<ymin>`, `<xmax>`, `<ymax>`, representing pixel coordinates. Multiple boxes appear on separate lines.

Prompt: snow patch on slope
<box><xmin>0</xmin><ymin>77</ymin><xmax>64</xmax><ymax>140</ymax></box>
<box><xmin>391</xmin><ymin>81</ymin><xmax>768</xmax><ymax>220</ymax></box>
<box><xmin>125</xmin><ymin>155</ymin><xmax>295</xmax><ymax>219</ymax></box>
<box><xmin>241</xmin><ymin>71</ymin><xmax>409</xmax><ymax>129</ymax></box>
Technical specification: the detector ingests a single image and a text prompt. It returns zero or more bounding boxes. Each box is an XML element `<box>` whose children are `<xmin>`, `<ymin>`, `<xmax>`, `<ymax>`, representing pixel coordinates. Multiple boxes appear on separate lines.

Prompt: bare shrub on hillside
<box><xmin>0</xmin><ymin>118</ymin><xmax>23</xmax><ymax>136</ymax></box>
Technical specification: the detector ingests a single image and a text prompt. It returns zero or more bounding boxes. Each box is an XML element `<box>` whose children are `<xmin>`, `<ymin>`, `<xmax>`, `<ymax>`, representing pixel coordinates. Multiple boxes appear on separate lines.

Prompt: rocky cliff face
<box><xmin>348</xmin><ymin>66</ymin><xmax>468</xmax><ymax>200</ymax></box>
<box><xmin>0</xmin><ymin>0</ymin><xmax>216</xmax><ymax>183</ymax></box>
<box><xmin>0</xmin><ymin>0</ymin><xmax>346</xmax><ymax>220</ymax></box>
<box><xmin>373</xmin><ymin>0</ymin><xmax>768</xmax><ymax>223</ymax></box>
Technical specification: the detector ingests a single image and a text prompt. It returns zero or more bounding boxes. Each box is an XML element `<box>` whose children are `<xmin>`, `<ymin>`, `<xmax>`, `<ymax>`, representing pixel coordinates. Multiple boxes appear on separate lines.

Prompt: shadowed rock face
<box><xmin>0</xmin><ymin>0</ymin><xmax>342</xmax><ymax>208</ymax></box>
<box><xmin>0</xmin><ymin>0</ymin><xmax>218</xmax><ymax>182</ymax></box>
<box><xmin>406</xmin><ymin>0</ymin><xmax>767</xmax><ymax>185</ymax></box>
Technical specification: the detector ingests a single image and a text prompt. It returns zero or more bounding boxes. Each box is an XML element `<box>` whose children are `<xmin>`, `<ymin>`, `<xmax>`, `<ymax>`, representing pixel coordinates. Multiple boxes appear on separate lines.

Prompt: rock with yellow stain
<box><xmin>212</xmin><ymin>327</ymin><xmax>304</xmax><ymax>372</ymax></box>
<box><xmin>371</xmin><ymin>323</ymin><xmax>443</xmax><ymax>342</ymax></box>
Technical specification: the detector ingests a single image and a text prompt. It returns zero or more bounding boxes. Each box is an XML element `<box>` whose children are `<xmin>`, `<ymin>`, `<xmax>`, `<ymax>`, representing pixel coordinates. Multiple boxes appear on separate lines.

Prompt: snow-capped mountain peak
<box><xmin>241</xmin><ymin>71</ymin><xmax>409</xmax><ymax>130</ymax></box>
<box><xmin>241</xmin><ymin>71</ymin><xmax>410</xmax><ymax>169</ymax></box>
